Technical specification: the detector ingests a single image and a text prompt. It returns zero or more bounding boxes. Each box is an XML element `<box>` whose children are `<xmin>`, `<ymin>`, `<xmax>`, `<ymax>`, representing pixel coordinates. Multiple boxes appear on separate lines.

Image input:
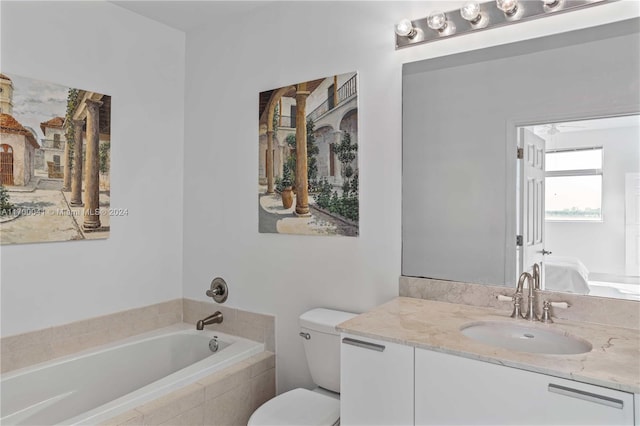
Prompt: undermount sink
<box><xmin>460</xmin><ymin>321</ymin><xmax>592</xmax><ymax>355</ymax></box>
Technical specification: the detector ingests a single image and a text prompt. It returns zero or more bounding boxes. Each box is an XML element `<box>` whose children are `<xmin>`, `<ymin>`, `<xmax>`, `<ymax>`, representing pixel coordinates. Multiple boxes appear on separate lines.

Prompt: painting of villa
<box><xmin>258</xmin><ymin>72</ymin><xmax>359</xmax><ymax>236</ymax></box>
<box><xmin>0</xmin><ymin>73</ymin><xmax>111</xmax><ymax>245</ymax></box>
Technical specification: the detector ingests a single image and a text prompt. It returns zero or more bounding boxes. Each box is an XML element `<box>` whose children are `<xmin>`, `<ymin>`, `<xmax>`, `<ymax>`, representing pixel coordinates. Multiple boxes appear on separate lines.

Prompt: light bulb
<box><xmin>496</xmin><ymin>0</ymin><xmax>518</xmax><ymax>15</ymax></box>
<box><xmin>395</xmin><ymin>18</ymin><xmax>416</xmax><ymax>38</ymax></box>
<box><xmin>542</xmin><ymin>0</ymin><xmax>560</xmax><ymax>8</ymax></box>
<box><xmin>427</xmin><ymin>11</ymin><xmax>447</xmax><ymax>32</ymax></box>
<box><xmin>460</xmin><ymin>2</ymin><xmax>481</xmax><ymax>24</ymax></box>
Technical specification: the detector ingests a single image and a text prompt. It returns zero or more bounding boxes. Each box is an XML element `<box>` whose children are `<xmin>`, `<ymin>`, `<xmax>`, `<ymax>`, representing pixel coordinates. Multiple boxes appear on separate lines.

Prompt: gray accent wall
<box><xmin>402</xmin><ymin>18</ymin><xmax>640</xmax><ymax>285</ymax></box>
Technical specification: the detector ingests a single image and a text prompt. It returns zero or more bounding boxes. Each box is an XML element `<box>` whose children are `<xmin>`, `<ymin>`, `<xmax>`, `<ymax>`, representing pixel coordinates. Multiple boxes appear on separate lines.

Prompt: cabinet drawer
<box><xmin>415</xmin><ymin>348</ymin><xmax>634</xmax><ymax>425</ymax></box>
<box><xmin>340</xmin><ymin>334</ymin><xmax>413</xmax><ymax>425</ymax></box>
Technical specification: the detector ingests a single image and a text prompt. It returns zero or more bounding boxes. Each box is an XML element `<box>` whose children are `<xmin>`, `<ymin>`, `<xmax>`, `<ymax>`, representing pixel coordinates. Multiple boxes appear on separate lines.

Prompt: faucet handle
<box><xmin>206</xmin><ymin>277</ymin><xmax>228</xmax><ymax>304</ymax></box>
<box><xmin>549</xmin><ymin>301</ymin><xmax>570</xmax><ymax>309</ymax></box>
<box><xmin>496</xmin><ymin>294</ymin><xmax>513</xmax><ymax>302</ymax></box>
<box><xmin>510</xmin><ymin>293</ymin><xmax>525</xmax><ymax>319</ymax></box>
<box><xmin>540</xmin><ymin>300</ymin><xmax>570</xmax><ymax>324</ymax></box>
<box><xmin>541</xmin><ymin>301</ymin><xmax>553</xmax><ymax>323</ymax></box>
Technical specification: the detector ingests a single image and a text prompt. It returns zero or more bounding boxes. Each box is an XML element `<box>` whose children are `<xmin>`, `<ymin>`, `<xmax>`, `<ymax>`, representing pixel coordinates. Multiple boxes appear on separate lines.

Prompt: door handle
<box><xmin>342</xmin><ymin>337</ymin><xmax>385</xmax><ymax>352</ymax></box>
<box><xmin>541</xmin><ymin>249</ymin><xmax>552</xmax><ymax>255</ymax></box>
<box><xmin>548</xmin><ymin>384</ymin><xmax>623</xmax><ymax>409</ymax></box>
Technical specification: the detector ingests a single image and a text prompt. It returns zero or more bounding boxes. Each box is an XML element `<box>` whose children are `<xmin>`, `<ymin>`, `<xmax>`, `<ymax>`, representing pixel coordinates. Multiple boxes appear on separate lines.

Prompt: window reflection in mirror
<box><xmin>517</xmin><ymin>115</ymin><xmax>640</xmax><ymax>301</ymax></box>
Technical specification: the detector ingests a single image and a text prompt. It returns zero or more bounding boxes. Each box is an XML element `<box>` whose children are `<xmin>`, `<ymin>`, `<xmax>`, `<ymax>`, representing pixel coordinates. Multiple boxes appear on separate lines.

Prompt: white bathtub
<box><xmin>0</xmin><ymin>323</ymin><xmax>264</xmax><ymax>425</ymax></box>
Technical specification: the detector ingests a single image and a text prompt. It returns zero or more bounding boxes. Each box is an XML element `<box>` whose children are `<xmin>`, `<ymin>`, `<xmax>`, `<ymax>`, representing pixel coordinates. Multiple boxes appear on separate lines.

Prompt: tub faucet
<box><xmin>196</xmin><ymin>311</ymin><xmax>223</xmax><ymax>330</ymax></box>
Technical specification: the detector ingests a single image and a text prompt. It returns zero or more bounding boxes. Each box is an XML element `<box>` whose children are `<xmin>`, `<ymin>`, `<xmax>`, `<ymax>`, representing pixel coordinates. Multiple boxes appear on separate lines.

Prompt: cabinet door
<box><xmin>415</xmin><ymin>348</ymin><xmax>634</xmax><ymax>425</ymax></box>
<box><xmin>340</xmin><ymin>333</ymin><xmax>414</xmax><ymax>425</ymax></box>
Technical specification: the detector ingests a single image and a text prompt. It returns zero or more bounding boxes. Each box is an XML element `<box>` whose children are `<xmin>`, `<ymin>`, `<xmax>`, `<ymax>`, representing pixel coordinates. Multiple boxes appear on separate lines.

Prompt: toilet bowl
<box><xmin>247</xmin><ymin>388</ymin><xmax>340</xmax><ymax>426</ymax></box>
<box><xmin>248</xmin><ymin>308</ymin><xmax>357</xmax><ymax>426</ymax></box>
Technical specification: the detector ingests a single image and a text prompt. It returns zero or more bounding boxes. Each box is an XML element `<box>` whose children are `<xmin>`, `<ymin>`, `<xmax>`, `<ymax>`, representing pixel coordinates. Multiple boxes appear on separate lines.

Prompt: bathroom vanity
<box><xmin>338</xmin><ymin>297</ymin><xmax>639</xmax><ymax>425</ymax></box>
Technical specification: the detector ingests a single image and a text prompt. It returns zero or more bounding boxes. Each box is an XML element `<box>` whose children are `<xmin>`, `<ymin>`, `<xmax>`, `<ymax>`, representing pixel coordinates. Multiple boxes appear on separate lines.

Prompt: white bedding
<box><xmin>544</xmin><ymin>255</ymin><xmax>591</xmax><ymax>294</ymax></box>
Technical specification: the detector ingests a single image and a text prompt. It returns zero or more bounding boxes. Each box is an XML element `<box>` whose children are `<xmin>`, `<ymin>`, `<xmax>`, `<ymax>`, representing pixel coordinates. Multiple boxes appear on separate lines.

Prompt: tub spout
<box><xmin>196</xmin><ymin>311</ymin><xmax>223</xmax><ymax>330</ymax></box>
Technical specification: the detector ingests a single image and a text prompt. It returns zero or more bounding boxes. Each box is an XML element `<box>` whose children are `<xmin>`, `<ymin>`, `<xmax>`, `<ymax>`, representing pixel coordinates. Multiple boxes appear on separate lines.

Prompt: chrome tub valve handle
<box><xmin>206</xmin><ymin>277</ymin><xmax>228</xmax><ymax>303</ymax></box>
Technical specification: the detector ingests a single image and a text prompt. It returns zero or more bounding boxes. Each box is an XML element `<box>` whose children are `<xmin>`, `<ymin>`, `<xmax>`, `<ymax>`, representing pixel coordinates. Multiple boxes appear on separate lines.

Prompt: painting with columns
<box><xmin>0</xmin><ymin>73</ymin><xmax>111</xmax><ymax>245</ymax></box>
<box><xmin>258</xmin><ymin>72</ymin><xmax>359</xmax><ymax>236</ymax></box>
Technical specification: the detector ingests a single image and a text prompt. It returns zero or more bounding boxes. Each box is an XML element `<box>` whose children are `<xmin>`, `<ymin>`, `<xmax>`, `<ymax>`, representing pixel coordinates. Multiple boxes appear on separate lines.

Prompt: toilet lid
<box><xmin>248</xmin><ymin>388</ymin><xmax>340</xmax><ymax>426</ymax></box>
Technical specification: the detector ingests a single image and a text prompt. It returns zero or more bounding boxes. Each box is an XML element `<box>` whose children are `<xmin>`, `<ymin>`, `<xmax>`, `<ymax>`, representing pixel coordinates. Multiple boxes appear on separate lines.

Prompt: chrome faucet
<box><xmin>511</xmin><ymin>265</ymin><xmax>540</xmax><ymax>321</ymax></box>
<box><xmin>196</xmin><ymin>311</ymin><xmax>223</xmax><ymax>330</ymax></box>
<box><xmin>511</xmin><ymin>272</ymin><xmax>530</xmax><ymax>319</ymax></box>
<box><xmin>532</xmin><ymin>263</ymin><xmax>540</xmax><ymax>290</ymax></box>
<box><xmin>525</xmin><ymin>264</ymin><xmax>541</xmax><ymax>322</ymax></box>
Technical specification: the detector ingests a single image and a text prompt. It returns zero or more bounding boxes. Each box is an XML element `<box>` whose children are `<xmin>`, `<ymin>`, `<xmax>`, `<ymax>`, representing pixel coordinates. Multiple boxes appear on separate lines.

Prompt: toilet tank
<box><xmin>299</xmin><ymin>308</ymin><xmax>358</xmax><ymax>393</ymax></box>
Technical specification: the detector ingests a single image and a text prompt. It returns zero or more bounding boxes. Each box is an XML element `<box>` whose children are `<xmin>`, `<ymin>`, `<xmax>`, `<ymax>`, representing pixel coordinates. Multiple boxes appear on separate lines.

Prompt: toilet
<box><xmin>248</xmin><ymin>308</ymin><xmax>357</xmax><ymax>426</ymax></box>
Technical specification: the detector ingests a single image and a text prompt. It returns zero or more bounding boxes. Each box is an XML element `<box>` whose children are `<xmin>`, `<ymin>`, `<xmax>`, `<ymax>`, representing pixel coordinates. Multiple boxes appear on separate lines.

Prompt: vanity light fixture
<box><xmin>542</xmin><ymin>0</ymin><xmax>562</xmax><ymax>9</ymax></box>
<box><xmin>460</xmin><ymin>2</ymin><xmax>482</xmax><ymax>25</ymax></box>
<box><xmin>496</xmin><ymin>0</ymin><xmax>519</xmax><ymax>16</ymax></box>
<box><xmin>427</xmin><ymin>11</ymin><xmax>448</xmax><ymax>32</ymax></box>
<box><xmin>395</xmin><ymin>0</ymin><xmax>617</xmax><ymax>49</ymax></box>
<box><xmin>395</xmin><ymin>18</ymin><xmax>417</xmax><ymax>38</ymax></box>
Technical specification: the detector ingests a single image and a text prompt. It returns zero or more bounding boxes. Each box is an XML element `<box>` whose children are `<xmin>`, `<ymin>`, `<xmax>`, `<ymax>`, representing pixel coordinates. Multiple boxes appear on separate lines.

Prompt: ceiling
<box><xmin>109</xmin><ymin>1</ymin><xmax>505</xmax><ymax>33</ymax></box>
<box><xmin>110</xmin><ymin>1</ymin><xmax>270</xmax><ymax>32</ymax></box>
<box><xmin>531</xmin><ymin>114</ymin><xmax>640</xmax><ymax>137</ymax></box>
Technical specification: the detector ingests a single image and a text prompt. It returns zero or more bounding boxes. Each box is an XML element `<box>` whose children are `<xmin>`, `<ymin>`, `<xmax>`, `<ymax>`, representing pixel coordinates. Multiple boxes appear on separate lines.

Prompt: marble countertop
<box><xmin>337</xmin><ymin>297</ymin><xmax>640</xmax><ymax>394</ymax></box>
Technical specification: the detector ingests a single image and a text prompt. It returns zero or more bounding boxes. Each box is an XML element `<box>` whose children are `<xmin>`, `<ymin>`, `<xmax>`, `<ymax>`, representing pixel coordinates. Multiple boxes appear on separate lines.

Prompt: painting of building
<box><xmin>0</xmin><ymin>114</ymin><xmax>39</xmax><ymax>186</ymax></box>
<box><xmin>258</xmin><ymin>72</ymin><xmax>359</xmax><ymax>236</ymax></box>
<box><xmin>0</xmin><ymin>72</ymin><xmax>111</xmax><ymax>245</ymax></box>
<box><xmin>0</xmin><ymin>73</ymin><xmax>14</xmax><ymax>115</ymax></box>
<box><xmin>40</xmin><ymin>117</ymin><xmax>66</xmax><ymax>179</ymax></box>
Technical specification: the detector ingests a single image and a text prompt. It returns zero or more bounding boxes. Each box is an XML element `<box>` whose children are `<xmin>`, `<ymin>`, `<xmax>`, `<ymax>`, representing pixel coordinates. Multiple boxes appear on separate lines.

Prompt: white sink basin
<box><xmin>460</xmin><ymin>321</ymin><xmax>592</xmax><ymax>355</ymax></box>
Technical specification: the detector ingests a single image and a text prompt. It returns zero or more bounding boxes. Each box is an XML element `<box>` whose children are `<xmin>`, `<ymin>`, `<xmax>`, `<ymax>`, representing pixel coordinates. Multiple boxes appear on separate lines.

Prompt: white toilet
<box><xmin>248</xmin><ymin>308</ymin><xmax>357</xmax><ymax>426</ymax></box>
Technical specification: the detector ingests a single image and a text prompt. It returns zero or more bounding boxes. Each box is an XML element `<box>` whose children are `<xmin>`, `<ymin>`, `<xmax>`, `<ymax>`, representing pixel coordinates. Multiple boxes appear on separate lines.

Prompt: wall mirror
<box><xmin>402</xmin><ymin>18</ymin><xmax>640</xmax><ymax>302</ymax></box>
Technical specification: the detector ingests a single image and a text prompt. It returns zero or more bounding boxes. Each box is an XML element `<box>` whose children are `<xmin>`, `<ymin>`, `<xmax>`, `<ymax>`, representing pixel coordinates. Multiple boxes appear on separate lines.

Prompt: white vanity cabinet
<box><xmin>415</xmin><ymin>348</ymin><xmax>635</xmax><ymax>425</ymax></box>
<box><xmin>340</xmin><ymin>333</ymin><xmax>414</xmax><ymax>425</ymax></box>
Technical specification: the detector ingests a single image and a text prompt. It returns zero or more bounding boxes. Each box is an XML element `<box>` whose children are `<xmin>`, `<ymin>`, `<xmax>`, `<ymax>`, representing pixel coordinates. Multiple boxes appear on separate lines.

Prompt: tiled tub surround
<box><xmin>400</xmin><ymin>276</ymin><xmax>640</xmax><ymax>330</ymax></box>
<box><xmin>183</xmin><ymin>299</ymin><xmax>275</xmax><ymax>352</ymax></box>
<box><xmin>338</xmin><ymin>297</ymin><xmax>640</xmax><ymax>393</ymax></box>
<box><xmin>98</xmin><ymin>352</ymin><xmax>275</xmax><ymax>426</ymax></box>
<box><xmin>0</xmin><ymin>299</ymin><xmax>183</xmax><ymax>373</ymax></box>
<box><xmin>1</xmin><ymin>325</ymin><xmax>265</xmax><ymax>425</ymax></box>
<box><xmin>1</xmin><ymin>298</ymin><xmax>275</xmax><ymax>373</ymax></box>
<box><xmin>0</xmin><ymin>299</ymin><xmax>276</xmax><ymax>425</ymax></box>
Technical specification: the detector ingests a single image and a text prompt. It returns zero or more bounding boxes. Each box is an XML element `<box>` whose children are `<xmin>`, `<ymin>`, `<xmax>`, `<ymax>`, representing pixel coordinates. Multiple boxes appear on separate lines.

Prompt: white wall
<box><xmin>546</xmin><ymin>126</ymin><xmax>640</xmax><ymax>275</ymax></box>
<box><xmin>0</xmin><ymin>1</ymin><xmax>185</xmax><ymax>336</ymax></box>
<box><xmin>182</xmin><ymin>1</ymin><xmax>639</xmax><ymax>393</ymax></box>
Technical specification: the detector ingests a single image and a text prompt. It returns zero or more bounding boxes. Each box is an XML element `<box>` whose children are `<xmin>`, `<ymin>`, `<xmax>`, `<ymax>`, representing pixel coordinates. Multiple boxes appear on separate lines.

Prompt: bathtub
<box><xmin>0</xmin><ymin>323</ymin><xmax>264</xmax><ymax>425</ymax></box>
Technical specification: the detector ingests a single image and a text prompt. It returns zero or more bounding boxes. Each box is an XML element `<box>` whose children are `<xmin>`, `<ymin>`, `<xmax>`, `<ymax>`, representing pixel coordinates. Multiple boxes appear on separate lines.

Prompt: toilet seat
<box><xmin>247</xmin><ymin>388</ymin><xmax>340</xmax><ymax>426</ymax></box>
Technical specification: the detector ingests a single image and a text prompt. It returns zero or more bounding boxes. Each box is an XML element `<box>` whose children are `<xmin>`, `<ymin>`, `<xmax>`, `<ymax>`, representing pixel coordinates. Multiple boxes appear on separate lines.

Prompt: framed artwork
<box><xmin>0</xmin><ymin>73</ymin><xmax>112</xmax><ymax>245</ymax></box>
<box><xmin>258</xmin><ymin>72</ymin><xmax>359</xmax><ymax>237</ymax></box>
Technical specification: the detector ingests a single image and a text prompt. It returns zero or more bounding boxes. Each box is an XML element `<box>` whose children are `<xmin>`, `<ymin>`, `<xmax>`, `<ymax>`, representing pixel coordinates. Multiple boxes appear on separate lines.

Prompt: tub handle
<box><xmin>206</xmin><ymin>277</ymin><xmax>228</xmax><ymax>304</ymax></box>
